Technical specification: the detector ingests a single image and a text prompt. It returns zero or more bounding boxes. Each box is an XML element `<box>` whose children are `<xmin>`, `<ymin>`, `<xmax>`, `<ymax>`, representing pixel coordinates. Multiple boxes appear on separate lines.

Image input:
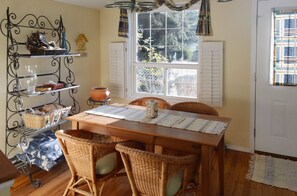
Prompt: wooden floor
<box><xmin>10</xmin><ymin>149</ymin><xmax>297</xmax><ymax>196</ymax></box>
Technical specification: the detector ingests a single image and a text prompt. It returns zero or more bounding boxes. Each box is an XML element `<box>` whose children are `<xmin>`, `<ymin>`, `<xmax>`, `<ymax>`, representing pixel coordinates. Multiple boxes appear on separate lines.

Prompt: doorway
<box><xmin>255</xmin><ymin>0</ymin><xmax>297</xmax><ymax>157</ymax></box>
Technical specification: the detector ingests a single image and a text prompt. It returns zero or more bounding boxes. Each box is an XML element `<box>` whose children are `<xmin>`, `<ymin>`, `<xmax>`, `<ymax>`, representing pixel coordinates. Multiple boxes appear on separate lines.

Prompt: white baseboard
<box><xmin>226</xmin><ymin>144</ymin><xmax>252</xmax><ymax>153</ymax></box>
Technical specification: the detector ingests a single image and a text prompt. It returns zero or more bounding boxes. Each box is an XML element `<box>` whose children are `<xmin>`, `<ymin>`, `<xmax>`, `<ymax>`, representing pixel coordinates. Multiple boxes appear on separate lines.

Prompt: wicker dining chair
<box><xmin>55</xmin><ymin>129</ymin><xmax>124</xmax><ymax>196</ymax></box>
<box><xmin>169</xmin><ymin>102</ymin><xmax>219</xmax><ymax>185</ymax></box>
<box><xmin>116</xmin><ymin>142</ymin><xmax>198</xmax><ymax>196</ymax></box>
<box><xmin>129</xmin><ymin>97</ymin><xmax>171</xmax><ymax>109</ymax></box>
<box><xmin>169</xmin><ymin>102</ymin><xmax>219</xmax><ymax>116</ymax></box>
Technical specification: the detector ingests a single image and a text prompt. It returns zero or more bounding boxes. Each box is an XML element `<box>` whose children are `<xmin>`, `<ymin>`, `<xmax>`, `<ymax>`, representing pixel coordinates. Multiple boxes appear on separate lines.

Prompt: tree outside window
<box><xmin>135</xmin><ymin>10</ymin><xmax>199</xmax><ymax>97</ymax></box>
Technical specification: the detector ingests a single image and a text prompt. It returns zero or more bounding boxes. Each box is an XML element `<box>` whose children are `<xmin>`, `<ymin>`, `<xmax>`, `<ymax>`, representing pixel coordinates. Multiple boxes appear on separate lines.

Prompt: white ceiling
<box><xmin>54</xmin><ymin>0</ymin><xmax>107</xmax><ymax>10</ymax></box>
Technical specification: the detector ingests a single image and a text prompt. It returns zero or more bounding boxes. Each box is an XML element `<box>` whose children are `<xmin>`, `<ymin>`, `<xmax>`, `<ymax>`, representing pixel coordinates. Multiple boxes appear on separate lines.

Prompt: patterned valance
<box><xmin>118</xmin><ymin>0</ymin><xmax>213</xmax><ymax>38</ymax></box>
<box><xmin>155</xmin><ymin>0</ymin><xmax>199</xmax><ymax>11</ymax></box>
<box><xmin>118</xmin><ymin>9</ymin><xmax>129</xmax><ymax>38</ymax></box>
<box><xmin>196</xmin><ymin>0</ymin><xmax>213</xmax><ymax>36</ymax></box>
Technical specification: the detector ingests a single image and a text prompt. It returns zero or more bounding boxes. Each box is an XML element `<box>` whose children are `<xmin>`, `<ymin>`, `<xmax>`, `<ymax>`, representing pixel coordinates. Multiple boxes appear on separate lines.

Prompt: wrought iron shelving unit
<box><xmin>0</xmin><ymin>7</ymin><xmax>80</xmax><ymax>187</ymax></box>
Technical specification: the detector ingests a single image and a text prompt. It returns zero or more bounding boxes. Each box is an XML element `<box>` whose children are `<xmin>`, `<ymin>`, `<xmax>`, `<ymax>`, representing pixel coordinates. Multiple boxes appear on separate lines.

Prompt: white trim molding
<box><xmin>226</xmin><ymin>144</ymin><xmax>251</xmax><ymax>153</ymax></box>
<box><xmin>249</xmin><ymin>0</ymin><xmax>258</xmax><ymax>154</ymax></box>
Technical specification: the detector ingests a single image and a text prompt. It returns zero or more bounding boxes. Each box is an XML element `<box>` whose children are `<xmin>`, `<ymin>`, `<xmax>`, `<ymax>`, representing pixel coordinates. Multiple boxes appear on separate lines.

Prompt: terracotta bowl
<box><xmin>90</xmin><ymin>87</ymin><xmax>110</xmax><ymax>101</ymax></box>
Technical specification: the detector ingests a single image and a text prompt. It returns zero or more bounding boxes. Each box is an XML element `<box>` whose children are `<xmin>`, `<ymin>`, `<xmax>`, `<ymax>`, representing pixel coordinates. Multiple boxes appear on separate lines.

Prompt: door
<box><xmin>256</xmin><ymin>0</ymin><xmax>297</xmax><ymax>157</ymax></box>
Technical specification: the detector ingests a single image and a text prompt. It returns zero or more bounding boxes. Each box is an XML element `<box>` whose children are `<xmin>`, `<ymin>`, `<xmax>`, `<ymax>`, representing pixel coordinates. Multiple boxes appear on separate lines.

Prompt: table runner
<box><xmin>85</xmin><ymin>105</ymin><xmax>227</xmax><ymax>135</ymax></box>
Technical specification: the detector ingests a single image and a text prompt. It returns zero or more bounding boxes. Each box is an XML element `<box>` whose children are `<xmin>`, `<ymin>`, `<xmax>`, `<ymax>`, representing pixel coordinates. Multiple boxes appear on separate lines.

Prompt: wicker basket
<box><xmin>22</xmin><ymin>106</ymin><xmax>71</xmax><ymax>129</ymax></box>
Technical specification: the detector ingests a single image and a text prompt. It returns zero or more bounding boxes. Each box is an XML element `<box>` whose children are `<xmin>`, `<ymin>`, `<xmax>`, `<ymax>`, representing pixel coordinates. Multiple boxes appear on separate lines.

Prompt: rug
<box><xmin>247</xmin><ymin>154</ymin><xmax>297</xmax><ymax>192</ymax></box>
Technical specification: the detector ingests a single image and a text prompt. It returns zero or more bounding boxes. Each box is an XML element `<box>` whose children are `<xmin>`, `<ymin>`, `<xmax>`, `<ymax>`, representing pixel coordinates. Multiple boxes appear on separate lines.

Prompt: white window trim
<box><xmin>126</xmin><ymin>9</ymin><xmax>201</xmax><ymax>102</ymax></box>
<box><xmin>124</xmin><ymin>7</ymin><xmax>223</xmax><ymax>106</ymax></box>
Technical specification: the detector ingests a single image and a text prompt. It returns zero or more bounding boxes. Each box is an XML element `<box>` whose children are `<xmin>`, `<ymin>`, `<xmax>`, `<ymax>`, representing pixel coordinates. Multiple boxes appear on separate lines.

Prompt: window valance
<box><xmin>117</xmin><ymin>0</ymin><xmax>213</xmax><ymax>38</ymax></box>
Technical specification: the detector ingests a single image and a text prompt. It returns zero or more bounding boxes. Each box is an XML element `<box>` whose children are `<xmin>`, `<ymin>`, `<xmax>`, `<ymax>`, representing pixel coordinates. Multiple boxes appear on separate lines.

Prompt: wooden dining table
<box><xmin>67</xmin><ymin>105</ymin><xmax>231</xmax><ymax>195</ymax></box>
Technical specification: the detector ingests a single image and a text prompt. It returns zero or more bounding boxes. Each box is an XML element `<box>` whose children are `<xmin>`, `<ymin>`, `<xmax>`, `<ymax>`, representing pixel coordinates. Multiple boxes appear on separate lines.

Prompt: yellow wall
<box><xmin>99</xmin><ymin>0</ymin><xmax>252</xmax><ymax>150</ymax></box>
<box><xmin>207</xmin><ymin>0</ymin><xmax>251</xmax><ymax>149</ymax></box>
<box><xmin>0</xmin><ymin>0</ymin><xmax>253</xmax><ymax>153</ymax></box>
<box><xmin>0</xmin><ymin>0</ymin><xmax>101</xmax><ymax>152</ymax></box>
<box><xmin>99</xmin><ymin>9</ymin><xmax>126</xmax><ymax>87</ymax></box>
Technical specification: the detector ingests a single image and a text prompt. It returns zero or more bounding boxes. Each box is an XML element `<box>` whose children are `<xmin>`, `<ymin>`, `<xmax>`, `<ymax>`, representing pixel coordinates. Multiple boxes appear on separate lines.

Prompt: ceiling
<box><xmin>54</xmin><ymin>0</ymin><xmax>107</xmax><ymax>10</ymax></box>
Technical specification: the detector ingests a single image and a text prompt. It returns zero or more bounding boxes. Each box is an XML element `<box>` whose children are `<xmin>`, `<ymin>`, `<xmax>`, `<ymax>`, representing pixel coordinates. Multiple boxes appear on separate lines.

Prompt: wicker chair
<box><xmin>169</xmin><ymin>102</ymin><xmax>219</xmax><ymax>116</ymax></box>
<box><xmin>55</xmin><ymin>129</ymin><xmax>124</xmax><ymax>196</ymax></box>
<box><xmin>169</xmin><ymin>102</ymin><xmax>219</xmax><ymax>186</ymax></box>
<box><xmin>129</xmin><ymin>97</ymin><xmax>171</xmax><ymax>109</ymax></box>
<box><xmin>116</xmin><ymin>142</ymin><xmax>198</xmax><ymax>196</ymax></box>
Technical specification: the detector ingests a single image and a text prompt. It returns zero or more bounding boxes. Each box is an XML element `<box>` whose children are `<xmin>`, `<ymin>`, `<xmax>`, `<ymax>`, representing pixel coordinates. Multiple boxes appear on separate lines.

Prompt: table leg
<box><xmin>218</xmin><ymin>136</ymin><xmax>225</xmax><ymax>195</ymax></box>
<box><xmin>72</xmin><ymin>121</ymin><xmax>79</xmax><ymax>129</ymax></box>
<box><xmin>201</xmin><ymin>145</ymin><xmax>211</xmax><ymax>196</ymax></box>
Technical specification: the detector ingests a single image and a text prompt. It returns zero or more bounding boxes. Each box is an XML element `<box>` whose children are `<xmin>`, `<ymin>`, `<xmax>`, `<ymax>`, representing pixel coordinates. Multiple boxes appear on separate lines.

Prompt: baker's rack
<box><xmin>0</xmin><ymin>7</ymin><xmax>80</xmax><ymax>187</ymax></box>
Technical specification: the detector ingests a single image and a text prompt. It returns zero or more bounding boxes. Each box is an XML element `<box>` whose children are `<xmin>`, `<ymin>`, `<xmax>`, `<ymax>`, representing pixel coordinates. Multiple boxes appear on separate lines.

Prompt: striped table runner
<box><xmin>85</xmin><ymin>105</ymin><xmax>227</xmax><ymax>135</ymax></box>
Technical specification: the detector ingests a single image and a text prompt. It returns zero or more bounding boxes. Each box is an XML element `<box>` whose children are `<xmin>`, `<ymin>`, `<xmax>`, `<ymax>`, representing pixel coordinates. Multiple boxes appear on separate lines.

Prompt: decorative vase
<box><xmin>90</xmin><ymin>87</ymin><xmax>110</xmax><ymax>101</ymax></box>
<box><xmin>25</xmin><ymin>65</ymin><xmax>38</xmax><ymax>94</ymax></box>
<box><xmin>146</xmin><ymin>100</ymin><xmax>158</xmax><ymax>118</ymax></box>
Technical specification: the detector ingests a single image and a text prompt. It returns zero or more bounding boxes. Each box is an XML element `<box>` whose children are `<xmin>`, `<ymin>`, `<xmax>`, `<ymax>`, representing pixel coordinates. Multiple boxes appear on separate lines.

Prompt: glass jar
<box><xmin>146</xmin><ymin>100</ymin><xmax>158</xmax><ymax>118</ymax></box>
<box><xmin>25</xmin><ymin>65</ymin><xmax>37</xmax><ymax>94</ymax></box>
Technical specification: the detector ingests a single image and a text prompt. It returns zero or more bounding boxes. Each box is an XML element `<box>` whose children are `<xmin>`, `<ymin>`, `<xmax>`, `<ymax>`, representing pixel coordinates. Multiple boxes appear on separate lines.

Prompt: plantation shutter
<box><xmin>199</xmin><ymin>42</ymin><xmax>223</xmax><ymax>107</ymax></box>
<box><xmin>109</xmin><ymin>42</ymin><xmax>126</xmax><ymax>98</ymax></box>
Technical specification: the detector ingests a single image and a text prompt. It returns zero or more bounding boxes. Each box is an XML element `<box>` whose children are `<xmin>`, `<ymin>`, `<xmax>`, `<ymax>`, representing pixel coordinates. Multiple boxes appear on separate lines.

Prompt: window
<box><xmin>271</xmin><ymin>9</ymin><xmax>297</xmax><ymax>86</ymax></box>
<box><xmin>108</xmin><ymin>6</ymin><xmax>223</xmax><ymax>106</ymax></box>
<box><xmin>133</xmin><ymin>9</ymin><xmax>199</xmax><ymax>99</ymax></box>
<box><xmin>284</xmin><ymin>46</ymin><xmax>296</xmax><ymax>64</ymax></box>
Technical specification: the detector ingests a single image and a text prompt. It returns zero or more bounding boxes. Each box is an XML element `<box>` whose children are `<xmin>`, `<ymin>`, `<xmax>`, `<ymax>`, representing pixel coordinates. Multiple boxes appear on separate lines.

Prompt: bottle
<box><xmin>25</xmin><ymin>65</ymin><xmax>38</xmax><ymax>94</ymax></box>
<box><xmin>61</xmin><ymin>31</ymin><xmax>68</xmax><ymax>53</ymax></box>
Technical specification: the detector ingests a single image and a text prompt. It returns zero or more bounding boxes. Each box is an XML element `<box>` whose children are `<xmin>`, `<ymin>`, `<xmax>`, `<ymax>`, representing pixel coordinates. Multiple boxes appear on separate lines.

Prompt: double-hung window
<box><xmin>110</xmin><ymin>5</ymin><xmax>223</xmax><ymax>106</ymax></box>
<box><xmin>130</xmin><ymin>8</ymin><xmax>200</xmax><ymax>100</ymax></box>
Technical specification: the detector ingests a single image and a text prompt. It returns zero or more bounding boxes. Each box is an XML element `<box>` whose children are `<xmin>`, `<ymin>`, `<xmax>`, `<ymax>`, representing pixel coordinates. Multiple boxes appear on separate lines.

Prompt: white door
<box><xmin>256</xmin><ymin>0</ymin><xmax>297</xmax><ymax>157</ymax></box>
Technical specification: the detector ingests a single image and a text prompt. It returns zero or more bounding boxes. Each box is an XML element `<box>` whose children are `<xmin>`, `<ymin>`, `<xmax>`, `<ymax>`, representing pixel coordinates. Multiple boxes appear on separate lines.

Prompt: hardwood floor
<box><xmin>10</xmin><ymin>150</ymin><xmax>297</xmax><ymax>196</ymax></box>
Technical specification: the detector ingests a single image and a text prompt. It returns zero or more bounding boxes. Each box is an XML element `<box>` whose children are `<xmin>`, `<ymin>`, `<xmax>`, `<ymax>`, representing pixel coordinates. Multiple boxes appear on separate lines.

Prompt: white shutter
<box><xmin>199</xmin><ymin>42</ymin><xmax>223</xmax><ymax>107</ymax></box>
<box><xmin>109</xmin><ymin>42</ymin><xmax>126</xmax><ymax>98</ymax></box>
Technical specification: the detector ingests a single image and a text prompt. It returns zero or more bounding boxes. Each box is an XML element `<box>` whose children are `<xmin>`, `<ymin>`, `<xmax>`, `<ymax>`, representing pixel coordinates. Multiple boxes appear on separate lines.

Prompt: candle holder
<box><xmin>146</xmin><ymin>100</ymin><xmax>158</xmax><ymax>118</ymax></box>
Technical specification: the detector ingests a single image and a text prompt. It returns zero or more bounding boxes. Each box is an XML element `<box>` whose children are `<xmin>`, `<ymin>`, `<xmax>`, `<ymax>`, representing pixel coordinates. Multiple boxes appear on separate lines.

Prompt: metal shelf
<box><xmin>14</xmin><ymin>53</ymin><xmax>81</xmax><ymax>58</ymax></box>
<box><xmin>1</xmin><ymin>7</ymin><xmax>81</xmax><ymax>187</ymax></box>
<box><xmin>9</xmin><ymin>84</ymin><xmax>80</xmax><ymax>97</ymax></box>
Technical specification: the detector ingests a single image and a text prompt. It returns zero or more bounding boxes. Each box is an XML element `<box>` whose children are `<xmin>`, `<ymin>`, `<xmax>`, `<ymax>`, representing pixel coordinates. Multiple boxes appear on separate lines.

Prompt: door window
<box><xmin>271</xmin><ymin>9</ymin><xmax>297</xmax><ymax>85</ymax></box>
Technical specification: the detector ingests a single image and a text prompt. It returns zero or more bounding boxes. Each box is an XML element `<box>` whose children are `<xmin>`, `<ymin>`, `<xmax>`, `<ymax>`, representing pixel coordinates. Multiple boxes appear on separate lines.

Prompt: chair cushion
<box><xmin>166</xmin><ymin>170</ymin><xmax>184</xmax><ymax>196</ymax></box>
<box><xmin>95</xmin><ymin>152</ymin><xmax>117</xmax><ymax>175</ymax></box>
<box><xmin>16</xmin><ymin>130</ymin><xmax>63</xmax><ymax>171</ymax></box>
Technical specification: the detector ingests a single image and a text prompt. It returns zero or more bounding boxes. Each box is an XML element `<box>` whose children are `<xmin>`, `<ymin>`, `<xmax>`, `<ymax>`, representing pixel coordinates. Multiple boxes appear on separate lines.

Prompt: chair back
<box><xmin>169</xmin><ymin>102</ymin><xmax>219</xmax><ymax>116</ymax></box>
<box><xmin>56</xmin><ymin>130</ymin><xmax>120</xmax><ymax>182</ymax></box>
<box><xmin>129</xmin><ymin>97</ymin><xmax>171</xmax><ymax>109</ymax></box>
<box><xmin>116</xmin><ymin>142</ymin><xmax>197</xmax><ymax>196</ymax></box>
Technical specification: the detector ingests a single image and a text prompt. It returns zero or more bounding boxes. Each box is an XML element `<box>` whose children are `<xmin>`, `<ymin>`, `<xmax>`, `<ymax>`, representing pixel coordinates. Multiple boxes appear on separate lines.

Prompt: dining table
<box><xmin>67</xmin><ymin>104</ymin><xmax>231</xmax><ymax>195</ymax></box>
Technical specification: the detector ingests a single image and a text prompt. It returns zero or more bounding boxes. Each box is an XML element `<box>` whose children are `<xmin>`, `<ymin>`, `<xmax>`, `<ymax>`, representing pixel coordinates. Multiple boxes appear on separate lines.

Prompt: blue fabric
<box><xmin>16</xmin><ymin>130</ymin><xmax>63</xmax><ymax>171</ymax></box>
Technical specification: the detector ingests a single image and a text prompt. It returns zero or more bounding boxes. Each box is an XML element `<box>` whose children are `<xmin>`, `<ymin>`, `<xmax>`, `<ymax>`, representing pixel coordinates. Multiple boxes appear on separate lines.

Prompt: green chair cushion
<box><xmin>95</xmin><ymin>152</ymin><xmax>116</xmax><ymax>175</ymax></box>
<box><xmin>166</xmin><ymin>170</ymin><xmax>184</xmax><ymax>196</ymax></box>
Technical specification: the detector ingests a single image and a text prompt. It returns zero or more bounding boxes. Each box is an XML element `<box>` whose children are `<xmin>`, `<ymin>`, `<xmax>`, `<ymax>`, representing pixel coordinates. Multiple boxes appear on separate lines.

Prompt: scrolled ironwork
<box><xmin>6</xmin><ymin>113</ymin><xmax>22</xmax><ymax>129</ymax></box>
<box><xmin>2</xmin><ymin>8</ymin><xmax>80</xmax><ymax>185</ymax></box>
<box><xmin>6</xmin><ymin>95</ymin><xmax>24</xmax><ymax>113</ymax></box>
<box><xmin>0</xmin><ymin>19</ymin><xmax>8</xmax><ymax>36</ymax></box>
<box><xmin>51</xmin><ymin>57</ymin><xmax>60</xmax><ymax>68</ymax></box>
<box><xmin>69</xmin><ymin>88</ymin><xmax>80</xmax><ymax>114</ymax></box>
<box><xmin>8</xmin><ymin>12</ymin><xmax>60</xmax><ymax>30</ymax></box>
<box><xmin>64</xmin><ymin>56</ymin><xmax>75</xmax><ymax>84</ymax></box>
<box><xmin>6</xmin><ymin>129</ymin><xmax>21</xmax><ymax>147</ymax></box>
